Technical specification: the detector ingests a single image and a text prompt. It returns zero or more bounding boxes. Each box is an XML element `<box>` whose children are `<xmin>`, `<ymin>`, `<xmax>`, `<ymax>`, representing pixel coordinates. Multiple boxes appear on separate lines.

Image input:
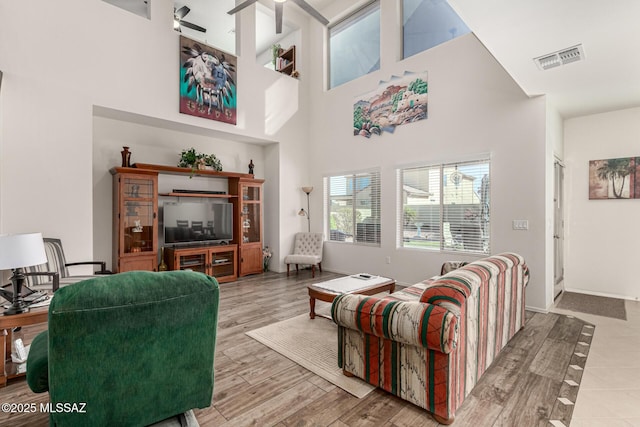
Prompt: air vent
<box><xmin>534</xmin><ymin>44</ymin><xmax>584</xmax><ymax>70</ymax></box>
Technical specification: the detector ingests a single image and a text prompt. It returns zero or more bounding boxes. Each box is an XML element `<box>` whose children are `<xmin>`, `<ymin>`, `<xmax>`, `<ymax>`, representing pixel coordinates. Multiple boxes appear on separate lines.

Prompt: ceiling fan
<box><xmin>227</xmin><ymin>0</ymin><xmax>329</xmax><ymax>34</ymax></box>
<box><xmin>174</xmin><ymin>5</ymin><xmax>207</xmax><ymax>33</ymax></box>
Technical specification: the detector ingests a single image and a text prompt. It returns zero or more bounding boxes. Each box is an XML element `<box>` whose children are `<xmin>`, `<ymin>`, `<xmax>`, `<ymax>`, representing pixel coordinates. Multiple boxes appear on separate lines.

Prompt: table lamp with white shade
<box><xmin>0</xmin><ymin>233</ymin><xmax>47</xmax><ymax>315</ymax></box>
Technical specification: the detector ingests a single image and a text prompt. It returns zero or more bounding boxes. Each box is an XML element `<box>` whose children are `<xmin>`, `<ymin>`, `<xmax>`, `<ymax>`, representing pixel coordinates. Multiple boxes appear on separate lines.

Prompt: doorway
<box><xmin>554</xmin><ymin>159</ymin><xmax>565</xmax><ymax>299</ymax></box>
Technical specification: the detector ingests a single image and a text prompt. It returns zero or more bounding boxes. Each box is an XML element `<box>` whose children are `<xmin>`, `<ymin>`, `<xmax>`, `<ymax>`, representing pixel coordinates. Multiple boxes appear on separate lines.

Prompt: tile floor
<box><xmin>551</xmin><ymin>297</ymin><xmax>640</xmax><ymax>426</ymax></box>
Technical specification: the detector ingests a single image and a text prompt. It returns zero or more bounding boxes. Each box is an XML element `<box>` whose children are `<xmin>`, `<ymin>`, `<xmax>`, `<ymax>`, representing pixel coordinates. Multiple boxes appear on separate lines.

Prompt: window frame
<box><xmin>327</xmin><ymin>0</ymin><xmax>381</xmax><ymax>89</ymax></box>
<box><xmin>397</xmin><ymin>157</ymin><xmax>490</xmax><ymax>254</ymax></box>
<box><xmin>401</xmin><ymin>0</ymin><xmax>471</xmax><ymax>60</ymax></box>
<box><xmin>324</xmin><ymin>169</ymin><xmax>382</xmax><ymax>246</ymax></box>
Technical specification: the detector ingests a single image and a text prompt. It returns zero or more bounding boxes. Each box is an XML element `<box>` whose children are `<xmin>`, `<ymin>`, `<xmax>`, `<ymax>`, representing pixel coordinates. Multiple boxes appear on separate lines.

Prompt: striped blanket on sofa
<box><xmin>331</xmin><ymin>253</ymin><xmax>529</xmax><ymax>424</ymax></box>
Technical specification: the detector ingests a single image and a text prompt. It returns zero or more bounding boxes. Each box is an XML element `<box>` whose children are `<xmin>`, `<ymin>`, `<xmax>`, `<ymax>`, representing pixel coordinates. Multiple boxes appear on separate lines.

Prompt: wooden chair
<box><xmin>23</xmin><ymin>238</ymin><xmax>109</xmax><ymax>292</ymax></box>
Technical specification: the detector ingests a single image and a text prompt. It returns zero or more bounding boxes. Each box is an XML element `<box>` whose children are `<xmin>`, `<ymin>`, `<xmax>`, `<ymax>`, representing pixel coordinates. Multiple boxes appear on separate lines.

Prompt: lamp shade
<box><xmin>0</xmin><ymin>232</ymin><xmax>47</xmax><ymax>270</ymax></box>
<box><xmin>302</xmin><ymin>186</ymin><xmax>313</xmax><ymax>194</ymax></box>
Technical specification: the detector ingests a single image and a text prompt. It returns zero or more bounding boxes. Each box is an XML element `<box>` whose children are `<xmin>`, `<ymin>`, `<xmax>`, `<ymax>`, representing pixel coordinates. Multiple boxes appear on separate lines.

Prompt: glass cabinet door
<box><xmin>210</xmin><ymin>249</ymin><xmax>235</xmax><ymax>278</ymax></box>
<box><xmin>123</xmin><ymin>177</ymin><xmax>154</xmax><ymax>199</ymax></box>
<box><xmin>241</xmin><ymin>203</ymin><xmax>261</xmax><ymax>243</ymax></box>
<box><xmin>178</xmin><ymin>253</ymin><xmax>207</xmax><ymax>274</ymax></box>
<box><xmin>123</xmin><ymin>176</ymin><xmax>156</xmax><ymax>254</ymax></box>
<box><xmin>241</xmin><ymin>183</ymin><xmax>262</xmax><ymax>244</ymax></box>
<box><xmin>242</xmin><ymin>185</ymin><xmax>261</xmax><ymax>202</ymax></box>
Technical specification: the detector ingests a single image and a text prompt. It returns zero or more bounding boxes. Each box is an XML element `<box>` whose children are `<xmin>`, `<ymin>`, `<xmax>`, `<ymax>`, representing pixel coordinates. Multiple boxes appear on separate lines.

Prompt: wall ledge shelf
<box><xmin>131</xmin><ymin>163</ymin><xmax>255</xmax><ymax>179</ymax></box>
<box><xmin>159</xmin><ymin>192</ymin><xmax>238</xmax><ymax>199</ymax></box>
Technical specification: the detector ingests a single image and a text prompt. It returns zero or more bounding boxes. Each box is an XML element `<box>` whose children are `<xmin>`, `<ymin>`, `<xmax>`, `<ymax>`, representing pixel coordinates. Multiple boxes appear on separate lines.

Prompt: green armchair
<box><xmin>26</xmin><ymin>270</ymin><xmax>219</xmax><ymax>426</ymax></box>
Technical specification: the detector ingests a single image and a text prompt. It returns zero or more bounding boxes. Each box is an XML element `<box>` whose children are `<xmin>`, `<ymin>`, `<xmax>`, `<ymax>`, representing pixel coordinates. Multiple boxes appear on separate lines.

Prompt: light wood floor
<box><xmin>0</xmin><ymin>271</ymin><xmax>590</xmax><ymax>426</ymax></box>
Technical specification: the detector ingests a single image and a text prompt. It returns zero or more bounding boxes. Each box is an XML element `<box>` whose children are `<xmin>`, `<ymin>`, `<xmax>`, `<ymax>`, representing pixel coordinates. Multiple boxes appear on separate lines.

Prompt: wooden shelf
<box><xmin>276</xmin><ymin>46</ymin><xmax>296</xmax><ymax>77</ymax></box>
<box><xmin>131</xmin><ymin>163</ymin><xmax>254</xmax><ymax>179</ymax></box>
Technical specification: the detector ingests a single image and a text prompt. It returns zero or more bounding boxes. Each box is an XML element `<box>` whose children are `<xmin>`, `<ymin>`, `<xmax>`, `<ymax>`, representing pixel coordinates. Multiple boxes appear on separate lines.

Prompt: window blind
<box><xmin>397</xmin><ymin>158</ymin><xmax>490</xmax><ymax>253</ymax></box>
<box><xmin>324</xmin><ymin>170</ymin><xmax>381</xmax><ymax>245</ymax></box>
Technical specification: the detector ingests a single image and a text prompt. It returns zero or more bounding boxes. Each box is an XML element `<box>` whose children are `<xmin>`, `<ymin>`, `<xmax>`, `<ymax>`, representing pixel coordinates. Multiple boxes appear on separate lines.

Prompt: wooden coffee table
<box><xmin>307</xmin><ymin>274</ymin><xmax>395</xmax><ymax>319</ymax></box>
<box><xmin>0</xmin><ymin>306</ymin><xmax>49</xmax><ymax>387</ymax></box>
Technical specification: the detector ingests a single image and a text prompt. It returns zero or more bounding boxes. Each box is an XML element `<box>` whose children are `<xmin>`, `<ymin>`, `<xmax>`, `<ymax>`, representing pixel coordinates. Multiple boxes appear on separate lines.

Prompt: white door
<box><xmin>554</xmin><ymin>159</ymin><xmax>565</xmax><ymax>298</ymax></box>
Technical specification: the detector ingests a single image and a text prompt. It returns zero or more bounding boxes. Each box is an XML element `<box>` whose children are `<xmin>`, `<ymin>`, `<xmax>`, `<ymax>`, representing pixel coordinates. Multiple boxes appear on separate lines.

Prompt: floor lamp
<box><xmin>0</xmin><ymin>233</ymin><xmax>47</xmax><ymax>315</ymax></box>
<box><xmin>298</xmin><ymin>186</ymin><xmax>313</xmax><ymax>232</ymax></box>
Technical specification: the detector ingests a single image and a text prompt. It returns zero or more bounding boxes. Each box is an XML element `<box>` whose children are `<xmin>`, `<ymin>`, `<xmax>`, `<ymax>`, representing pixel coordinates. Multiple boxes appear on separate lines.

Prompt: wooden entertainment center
<box><xmin>110</xmin><ymin>163</ymin><xmax>264</xmax><ymax>282</ymax></box>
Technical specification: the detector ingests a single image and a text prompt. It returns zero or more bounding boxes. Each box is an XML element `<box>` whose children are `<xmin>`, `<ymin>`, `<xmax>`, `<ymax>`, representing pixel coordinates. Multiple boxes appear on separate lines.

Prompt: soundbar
<box><xmin>172</xmin><ymin>189</ymin><xmax>227</xmax><ymax>195</ymax></box>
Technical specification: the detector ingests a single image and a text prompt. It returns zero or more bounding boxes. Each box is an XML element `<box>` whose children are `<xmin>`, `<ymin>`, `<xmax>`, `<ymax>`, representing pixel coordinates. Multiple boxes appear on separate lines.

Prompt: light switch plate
<box><xmin>512</xmin><ymin>220</ymin><xmax>529</xmax><ymax>230</ymax></box>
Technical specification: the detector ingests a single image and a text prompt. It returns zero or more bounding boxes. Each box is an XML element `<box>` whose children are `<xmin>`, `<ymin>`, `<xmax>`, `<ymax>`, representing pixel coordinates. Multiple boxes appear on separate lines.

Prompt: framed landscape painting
<box><xmin>589</xmin><ymin>156</ymin><xmax>640</xmax><ymax>199</ymax></box>
<box><xmin>179</xmin><ymin>35</ymin><xmax>237</xmax><ymax>125</ymax></box>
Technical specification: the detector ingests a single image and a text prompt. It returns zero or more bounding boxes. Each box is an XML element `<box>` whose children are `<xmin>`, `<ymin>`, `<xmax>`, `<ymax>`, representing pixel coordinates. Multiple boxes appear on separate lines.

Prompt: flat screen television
<box><xmin>162</xmin><ymin>201</ymin><xmax>233</xmax><ymax>245</ymax></box>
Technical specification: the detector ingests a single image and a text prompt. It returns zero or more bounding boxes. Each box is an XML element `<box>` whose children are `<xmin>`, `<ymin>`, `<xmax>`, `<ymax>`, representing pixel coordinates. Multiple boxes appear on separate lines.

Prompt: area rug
<box><xmin>246</xmin><ymin>313</ymin><xmax>376</xmax><ymax>398</ymax></box>
<box><xmin>556</xmin><ymin>291</ymin><xmax>626</xmax><ymax>320</ymax></box>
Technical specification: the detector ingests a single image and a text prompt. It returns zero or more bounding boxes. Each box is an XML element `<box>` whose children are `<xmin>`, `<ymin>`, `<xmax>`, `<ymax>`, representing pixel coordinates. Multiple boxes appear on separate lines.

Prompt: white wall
<box><xmin>0</xmin><ymin>0</ymin><xmax>311</xmax><ymax>272</ymax></box>
<box><xmin>564</xmin><ymin>107</ymin><xmax>640</xmax><ymax>300</ymax></box>
<box><xmin>307</xmin><ymin>0</ymin><xmax>548</xmax><ymax>310</ymax></box>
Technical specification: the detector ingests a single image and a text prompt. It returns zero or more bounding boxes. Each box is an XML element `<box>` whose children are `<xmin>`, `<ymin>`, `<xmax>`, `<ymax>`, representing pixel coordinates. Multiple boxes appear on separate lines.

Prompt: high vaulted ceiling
<box><xmin>449</xmin><ymin>0</ymin><xmax>640</xmax><ymax>118</ymax></box>
<box><xmin>104</xmin><ymin>0</ymin><xmax>640</xmax><ymax>119</ymax></box>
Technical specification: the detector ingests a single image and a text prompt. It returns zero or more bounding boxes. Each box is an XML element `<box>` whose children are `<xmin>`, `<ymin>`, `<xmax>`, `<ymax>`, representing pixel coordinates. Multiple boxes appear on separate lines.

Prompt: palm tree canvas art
<box><xmin>589</xmin><ymin>156</ymin><xmax>640</xmax><ymax>199</ymax></box>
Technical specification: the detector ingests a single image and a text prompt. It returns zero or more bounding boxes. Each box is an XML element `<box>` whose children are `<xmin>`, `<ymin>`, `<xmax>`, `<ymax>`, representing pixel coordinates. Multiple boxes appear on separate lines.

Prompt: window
<box><xmin>325</xmin><ymin>170</ymin><xmax>381</xmax><ymax>245</ymax></box>
<box><xmin>329</xmin><ymin>1</ymin><xmax>380</xmax><ymax>88</ymax></box>
<box><xmin>403</xmin><ymin>0</ymin><xmax>471</xmax><ymax>59</ymax></box>
<box><xmin>398</xmin><ymin>158</ymin><xmax>490</xmax><ymax>253</ymax></box>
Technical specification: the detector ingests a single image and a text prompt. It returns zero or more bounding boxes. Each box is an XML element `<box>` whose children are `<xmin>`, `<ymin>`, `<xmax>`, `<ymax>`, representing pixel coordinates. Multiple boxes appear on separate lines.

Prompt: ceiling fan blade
<box><xmin>175</xmin><ymin>5</ymin><xmax>190</xmax><ymax>20</ymax></box>
<box><xmin>227</xmin><ymin>0</ymin><xmax>259</xmax><ymax>15</ymax></box>
<box><xmin>290</xmin><ymin>0</ymin><xmax>329</xmax><ymax>25</ymax></box>
<box><xmin>180</xmin><ymin>21</ymin><xmax>207</xmax><ymax>33</ymax></box>
<box><xmin>275</xmin><ymin>2</ymin><xmax>283</xmax><ymax>34</ymax></box>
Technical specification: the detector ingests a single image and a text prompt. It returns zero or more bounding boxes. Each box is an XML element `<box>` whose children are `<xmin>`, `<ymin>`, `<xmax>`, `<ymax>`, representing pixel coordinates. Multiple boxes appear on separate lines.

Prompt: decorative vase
<box><xmin>121</xmin><ymin>146</ymin><xmax>131</xmax><ymax>167</ymax></box>
<box><xmin>158</xmin><ymin>247</ymin><xmax>168</xmax><ymax>271</ymax></box>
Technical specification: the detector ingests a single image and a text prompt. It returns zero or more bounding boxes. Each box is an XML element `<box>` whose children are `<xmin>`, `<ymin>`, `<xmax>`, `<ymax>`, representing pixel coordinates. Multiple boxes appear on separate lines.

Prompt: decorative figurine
<box><xmin>248</xmin><ymin>159</ymin><xmax>254</xmax><ymax>175</ymax></box>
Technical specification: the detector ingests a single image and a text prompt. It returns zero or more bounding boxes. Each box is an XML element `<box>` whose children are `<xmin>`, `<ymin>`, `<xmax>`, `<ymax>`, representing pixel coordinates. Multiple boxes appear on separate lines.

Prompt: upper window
<box><xmin>329</xmin><ymin>1</ymin><xmax>380</xmax><ymax>88</ymax></box>
<box><xmin>397</xmin><ymin>158</ymin><xmax>490</xmax><ymax>253</ymax></box>
<box><xmin>325</xmin><ymin>170</ymin><xmax>381</xmax><ymax>245</ymax></box>
<box><xmin>403</xmin><ymin>0</ymin><xmax>470</xmax><ymax>59</ymax></box>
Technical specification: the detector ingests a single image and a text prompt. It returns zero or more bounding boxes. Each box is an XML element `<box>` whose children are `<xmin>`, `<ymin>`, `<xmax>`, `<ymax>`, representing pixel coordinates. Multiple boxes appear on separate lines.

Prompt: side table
<box><xmin>0</xmin><ymin>307</ymin><xmax>49</xmax><ymax>387</ymax></box>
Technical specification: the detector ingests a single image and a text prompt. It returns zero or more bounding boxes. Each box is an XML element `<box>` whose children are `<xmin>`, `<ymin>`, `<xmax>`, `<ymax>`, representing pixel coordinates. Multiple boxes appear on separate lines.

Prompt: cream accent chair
<box><xmin>284</xmin><ymin>233</ymin><xmax>324</xmax><ymax>278</ymax></box>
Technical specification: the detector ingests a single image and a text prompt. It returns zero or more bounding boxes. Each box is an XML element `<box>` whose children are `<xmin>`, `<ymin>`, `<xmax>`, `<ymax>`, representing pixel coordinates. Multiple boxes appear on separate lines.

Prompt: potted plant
<box><xmin>178</xmin><ymin>148</ymin><xmax>223</xmax><ymax>175</ymax></box>
<box><xmin>271</xmin><ymin>43</ymin><xmax>282</xmax><ymax>70</ymax></box>
<box><xmin>178</xmin><ymin>147</ymin><xmax>200</xmax><ymax>170</ymax></box>
<box><xmin>262</xmin><ymin>246</ymin><xmax>272</xmax><ymax>272</ymax></box>
<box><xmin>202</xmin><ymin>153</ymin><xmax>223</xmax><ymax>171</ymax></box>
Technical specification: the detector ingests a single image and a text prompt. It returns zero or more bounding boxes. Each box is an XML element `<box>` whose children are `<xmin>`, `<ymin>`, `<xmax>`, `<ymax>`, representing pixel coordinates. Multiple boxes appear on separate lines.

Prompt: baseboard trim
<box><xmin>525</xmin><ymin>305</ymin><xmax>548</xmax><ymax>314</ymax></box>
<box><xmin>563</xmin><ymin>287</ymin><xmax>639</xmax><ymax>302</ymax></box>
